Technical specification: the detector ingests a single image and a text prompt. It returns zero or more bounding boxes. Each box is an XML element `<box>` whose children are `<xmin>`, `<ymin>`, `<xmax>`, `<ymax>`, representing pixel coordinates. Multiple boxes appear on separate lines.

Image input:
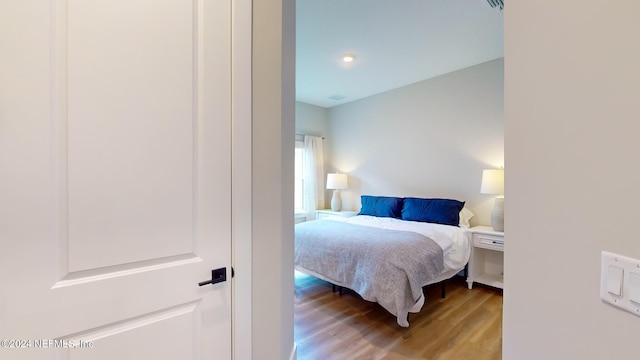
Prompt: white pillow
<box><xmin>459</xmin><ymin>208</ymin><xmax>475</xmax><ymax>228</ymax></box>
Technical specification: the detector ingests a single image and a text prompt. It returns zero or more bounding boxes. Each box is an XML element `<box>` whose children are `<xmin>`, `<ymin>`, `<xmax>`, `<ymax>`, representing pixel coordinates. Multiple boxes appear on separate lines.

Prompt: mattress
<box><xmin>295</xmin><ymin>215</ymin><xmax>471</xmax><ymax>327</ymax></box>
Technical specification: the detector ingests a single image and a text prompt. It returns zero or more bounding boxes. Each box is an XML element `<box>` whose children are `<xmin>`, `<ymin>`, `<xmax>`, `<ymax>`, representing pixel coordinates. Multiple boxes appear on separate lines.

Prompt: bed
<box><xmin>294</xmin><ymin>196</ymin><xmax>472</xmax><ymax>327</ymax></box>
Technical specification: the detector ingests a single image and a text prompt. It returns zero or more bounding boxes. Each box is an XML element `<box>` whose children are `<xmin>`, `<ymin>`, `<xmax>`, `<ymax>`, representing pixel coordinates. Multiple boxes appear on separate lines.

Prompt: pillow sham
<box><xmin>401</xmin><ymin>197</ymin><xmax>465</xmax><ymax>226</ymax></box>
<box><xmin>459</xmin><ymin>207</ymin><xmax>475</xmax><ymax>228</ymax></box>
<box><xmin>358</xmin><ymin>195</ymin><xmax>403</xmax><ymax>218</ymax></box>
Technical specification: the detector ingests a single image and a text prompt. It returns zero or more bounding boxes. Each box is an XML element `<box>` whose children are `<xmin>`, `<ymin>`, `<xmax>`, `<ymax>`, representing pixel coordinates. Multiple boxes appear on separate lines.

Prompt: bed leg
<box><xmin>331</xmin><ymin>284</ymin><xmax>344</xmax><ymax>296</ymax></box>
<box><xmin>441</xmin><ymin>281</ymin><xmax>446</xmax><ymax>299</ymax></box>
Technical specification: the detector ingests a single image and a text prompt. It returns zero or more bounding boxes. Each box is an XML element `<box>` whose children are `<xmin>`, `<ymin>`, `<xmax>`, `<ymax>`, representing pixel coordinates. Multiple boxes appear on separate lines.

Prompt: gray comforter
<box><xmin>294</xmin><ymin>219</ymin><xmax>444</xmax><ymax>327</ymax></box>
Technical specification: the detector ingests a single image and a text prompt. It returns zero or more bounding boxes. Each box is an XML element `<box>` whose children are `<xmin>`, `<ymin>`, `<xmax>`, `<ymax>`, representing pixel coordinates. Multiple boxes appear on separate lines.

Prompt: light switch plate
<box><xmin>601</xmin><ymin>251</ymin><xmax>640</xmax><ymax>317</ymax></box>
<box><xmin>629</xmin><ymin>272</ymin><xmax>640</xmax><ymax>305</ymax></box>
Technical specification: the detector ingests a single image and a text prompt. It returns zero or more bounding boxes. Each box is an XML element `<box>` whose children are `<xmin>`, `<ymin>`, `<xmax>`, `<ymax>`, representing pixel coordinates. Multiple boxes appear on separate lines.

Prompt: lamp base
<box><xmin>330</xmin><ymin>190</ymin><xmax>342</xmax><ymax>211</ymax></box>
<box><xmin>491</xmin><ymin>196</ymin><xmax>504</xmax><ymax>232</ymax></box>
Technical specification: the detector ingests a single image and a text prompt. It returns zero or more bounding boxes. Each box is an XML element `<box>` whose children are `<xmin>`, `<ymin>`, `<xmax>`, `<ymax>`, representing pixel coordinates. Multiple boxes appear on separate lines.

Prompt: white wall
<box><xmin>295</xmin><ymin>101</ymin><xmax>329</xmax><ymax>138</ymax></box>
<box><xmin>504</xmin><ymin>1</ymin><xmax>640</xmax><ymax>359</ymax></box>
<box><xmin>326</xmin><ymin>59</ymin><xmax>504</xmax><ymax>225</ymax></box>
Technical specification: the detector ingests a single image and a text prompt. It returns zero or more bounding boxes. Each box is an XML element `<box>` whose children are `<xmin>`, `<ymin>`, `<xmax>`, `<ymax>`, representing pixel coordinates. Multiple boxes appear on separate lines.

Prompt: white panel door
<box><xmin>0</xmin><ymin>1</ymin><xmax>231</xmax><ymax>359</ymax></box>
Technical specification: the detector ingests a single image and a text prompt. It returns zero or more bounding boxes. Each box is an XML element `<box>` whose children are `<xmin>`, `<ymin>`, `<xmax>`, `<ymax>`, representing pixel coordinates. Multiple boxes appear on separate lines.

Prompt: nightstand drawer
<box><xmin>315</xmin><ymin>210</ymin><xmax>358</xmax><ymax>220</ymax></box>
<box><xmin>473</xmin><ymin>234</ymin><xmax>504</xmax><ymax>251</ymax></box>
<box><xmin>316</xmin><ymin>212</ymin><xmax>335</xmax><ymax>220</ymax></box>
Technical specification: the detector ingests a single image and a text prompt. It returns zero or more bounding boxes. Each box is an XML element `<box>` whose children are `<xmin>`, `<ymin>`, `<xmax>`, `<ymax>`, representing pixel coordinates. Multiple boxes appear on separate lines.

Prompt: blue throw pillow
<box><xmin>401</xmin><ymin>198</ymin><xmax>465</xmax><ymax>226</ymax></box>
<box><xmin>358</xmin><ymin>195</ymin><xmax>403</xmax><ymax>218</ymax></box>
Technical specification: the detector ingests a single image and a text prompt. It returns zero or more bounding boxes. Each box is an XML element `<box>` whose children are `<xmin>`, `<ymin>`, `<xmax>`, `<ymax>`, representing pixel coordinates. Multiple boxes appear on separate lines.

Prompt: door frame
<box><xmin>230</xmin><ymin>0</ymin><xmax>253</xmax><ymax>359</ymax></box>
<box><xmin>231</xmin><ymin>0</ymin><xmax>296</xmax><ymax>359</ymax></box>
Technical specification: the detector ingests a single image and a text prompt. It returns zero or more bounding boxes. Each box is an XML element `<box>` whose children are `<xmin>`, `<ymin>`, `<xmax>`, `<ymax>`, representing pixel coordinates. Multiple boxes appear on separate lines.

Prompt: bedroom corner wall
<box><xmin>295</xmin><ymin>101</ymin><xmax>329</xmax><ymax>138</ymax></box>
<box><xmin>504</xmin><ymin>1</ymin><xmax>640</xmax><ymax>359</ymax></box>
<box><xmin>326</xmin><ymin>59</ymin><xmax>504</xmax><ymax>226</ymax></box>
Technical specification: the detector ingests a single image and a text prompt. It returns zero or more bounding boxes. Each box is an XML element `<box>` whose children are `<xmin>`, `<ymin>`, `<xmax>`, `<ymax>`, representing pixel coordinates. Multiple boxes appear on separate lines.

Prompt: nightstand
<box><xmin>315</xmin><ymin>209</ymin><xmax>358</xmax><ymax>220</ymax></box>
<box><xmin>467</xmin><ymin>226</ymin><xmax>504</xmax><ymax>290</ymax></box>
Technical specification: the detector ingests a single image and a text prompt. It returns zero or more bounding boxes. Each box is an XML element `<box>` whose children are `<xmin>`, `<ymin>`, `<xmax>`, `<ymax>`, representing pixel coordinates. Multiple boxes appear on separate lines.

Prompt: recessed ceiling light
<box><xmin>328</xmin><ymin>95</ymin><xmax>346</xmax><ymax>101</ymax></box>
<box><xmin>342</xmin><ymin>54</ymin><xmax>356</xmax><ymax>63</ymax></box>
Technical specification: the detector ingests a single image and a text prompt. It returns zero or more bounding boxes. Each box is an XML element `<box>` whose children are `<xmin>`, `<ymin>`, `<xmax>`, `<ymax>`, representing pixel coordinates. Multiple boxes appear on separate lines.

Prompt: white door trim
<box><xmin>231</xmin><ymin>0</ymin><xmax>253</xmax><ymax>359</ymax></box>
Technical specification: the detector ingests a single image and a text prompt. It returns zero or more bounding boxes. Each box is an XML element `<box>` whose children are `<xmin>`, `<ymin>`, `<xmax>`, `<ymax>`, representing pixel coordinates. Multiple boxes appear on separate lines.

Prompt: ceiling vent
<box><xmin>486</xmin><ymin>0</ymin><xmax>504</xmax><ymax>10</ymax></box>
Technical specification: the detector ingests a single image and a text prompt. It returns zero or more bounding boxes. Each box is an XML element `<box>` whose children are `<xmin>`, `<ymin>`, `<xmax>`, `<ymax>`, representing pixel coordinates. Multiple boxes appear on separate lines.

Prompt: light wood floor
<box><xmin>294</xmin><ymin>272</ymin><xmax>502</xmax><ymax>360</ymax></box>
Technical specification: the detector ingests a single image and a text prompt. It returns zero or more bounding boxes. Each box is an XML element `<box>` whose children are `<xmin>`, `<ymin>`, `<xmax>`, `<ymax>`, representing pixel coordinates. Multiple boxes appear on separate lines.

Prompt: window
<box><xmin>294</xmin><ymin>141</ymin><xmax>305</xmax><ymax>214</ymax></box>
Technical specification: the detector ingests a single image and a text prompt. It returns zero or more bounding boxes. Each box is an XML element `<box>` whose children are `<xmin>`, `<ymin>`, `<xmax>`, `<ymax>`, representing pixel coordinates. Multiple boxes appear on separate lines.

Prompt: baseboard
<box><xmin>289</xmin><ymin>343</ymin><xmax>297</xmax><ymax>360</ymax></box>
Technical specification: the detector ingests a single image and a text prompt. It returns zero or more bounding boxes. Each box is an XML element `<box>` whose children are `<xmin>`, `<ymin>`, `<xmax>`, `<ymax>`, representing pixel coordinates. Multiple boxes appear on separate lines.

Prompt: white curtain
<box><xmin>303</xmin><ymin>135</ymin><xmax>324</xmax><ymax>220</ymax></box>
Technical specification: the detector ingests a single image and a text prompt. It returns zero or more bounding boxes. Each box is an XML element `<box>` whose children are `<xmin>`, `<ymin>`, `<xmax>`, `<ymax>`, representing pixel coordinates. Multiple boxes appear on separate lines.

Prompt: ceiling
<box><xmin>296</xmin><ymin>0</ymin><xmax>504</xmax><ymax>108</ymax></box>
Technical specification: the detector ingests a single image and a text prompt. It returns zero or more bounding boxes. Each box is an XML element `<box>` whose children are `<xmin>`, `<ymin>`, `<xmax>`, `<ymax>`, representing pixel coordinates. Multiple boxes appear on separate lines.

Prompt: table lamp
<box><xmin>326</xmin><ymin>173</ymin><xmax>348</xmax><ymax>211</ymax></box>
<box><xmin>481</xmin><ymin>169</ymin><xmax>504</xmax><ymax>231</ymax></box>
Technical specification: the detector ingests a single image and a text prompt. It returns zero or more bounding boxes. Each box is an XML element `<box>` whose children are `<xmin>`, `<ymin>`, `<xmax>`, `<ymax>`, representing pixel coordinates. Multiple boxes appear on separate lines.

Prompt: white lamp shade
<box><xmin>480</xmin><ymin>169</ymin><xmax>504</xmax><ymax>195</ymax></box>
<box><xmin>326</xmin><ymin>173</ymin><xmax>348</xmax><ymax>190</ymax></box>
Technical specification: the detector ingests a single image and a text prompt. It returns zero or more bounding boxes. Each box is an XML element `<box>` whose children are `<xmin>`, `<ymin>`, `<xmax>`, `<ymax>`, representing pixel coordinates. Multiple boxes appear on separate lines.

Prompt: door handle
<box><xmin>198</xmin><ymin>267</ymin><xmax>227</xmax><ymax>286</ymax></box>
